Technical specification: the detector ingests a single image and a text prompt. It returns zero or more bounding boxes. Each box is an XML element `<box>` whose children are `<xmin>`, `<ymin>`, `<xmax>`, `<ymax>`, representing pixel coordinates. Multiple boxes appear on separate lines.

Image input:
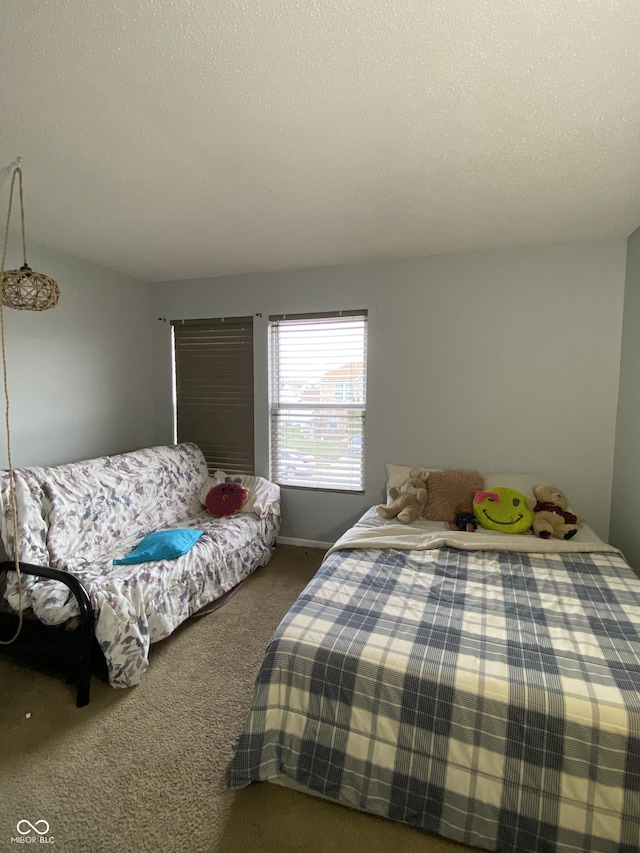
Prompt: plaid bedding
<box><xmin>229</xmin><ymin>543</ymin><xmax>640</xmax><ymax>852</ymax></box>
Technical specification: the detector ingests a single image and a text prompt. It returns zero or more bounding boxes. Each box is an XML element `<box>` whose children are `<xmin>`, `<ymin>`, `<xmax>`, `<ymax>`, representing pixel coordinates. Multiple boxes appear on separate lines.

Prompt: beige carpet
<box><xmin>0</xmin><ymin>545</ymin><xmax>477</xmax><ymax>853</ymax></box>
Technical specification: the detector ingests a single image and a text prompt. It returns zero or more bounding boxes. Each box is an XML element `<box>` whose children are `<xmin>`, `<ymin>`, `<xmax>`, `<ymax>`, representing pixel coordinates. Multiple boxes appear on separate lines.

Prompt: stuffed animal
<box><xmin>473</xmin><ymin>487</ymin><xmax>535</xmax><ymax>534</ymax></box>
<box><xmin>532</xmin><ymin>484</ymin><xmax>584</xmax><ymax>540</ymax></box>
<box><xmin>205</xmin><ymin>478</ymin><xmax>249</xmax><ymax>517</ymax></box>
<box><xmin>377</xmin><ymin>476</ymin><xmax>428</xmax><ymax>524</ymax></box>
<box><xmin>449</xmin><ymin>502</ymin><xmax>477</xmax><ymax>532</ymax></box>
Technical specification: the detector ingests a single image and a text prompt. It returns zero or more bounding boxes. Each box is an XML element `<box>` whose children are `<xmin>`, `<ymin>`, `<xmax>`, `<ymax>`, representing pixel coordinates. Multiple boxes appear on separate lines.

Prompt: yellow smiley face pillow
<box><xmin>473</xmin><ymin>487</ymin><xmax>534</xmax><ymax>535</ymax></box>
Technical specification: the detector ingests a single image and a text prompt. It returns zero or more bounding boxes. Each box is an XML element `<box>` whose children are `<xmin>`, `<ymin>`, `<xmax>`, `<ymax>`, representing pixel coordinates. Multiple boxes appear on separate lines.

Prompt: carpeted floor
<box><xmin>0</xmin><ymin>545</ymin><xmax>476</xmax><ymax>853</ymax></box>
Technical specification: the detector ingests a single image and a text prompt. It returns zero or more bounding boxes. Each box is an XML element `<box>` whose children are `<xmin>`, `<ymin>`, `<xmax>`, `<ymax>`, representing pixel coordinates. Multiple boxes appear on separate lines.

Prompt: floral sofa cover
<box><xmin>0</xmin><ymin>442</ymin><xmax>280</xmax><ymax>688</ymax></box>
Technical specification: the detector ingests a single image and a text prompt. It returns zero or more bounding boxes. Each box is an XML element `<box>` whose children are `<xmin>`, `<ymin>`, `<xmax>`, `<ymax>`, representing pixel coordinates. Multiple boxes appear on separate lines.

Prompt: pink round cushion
<box><xmin>205</xmin><ymin>482</ymin><xmax>249</xmax><ymax>517</ymax></box>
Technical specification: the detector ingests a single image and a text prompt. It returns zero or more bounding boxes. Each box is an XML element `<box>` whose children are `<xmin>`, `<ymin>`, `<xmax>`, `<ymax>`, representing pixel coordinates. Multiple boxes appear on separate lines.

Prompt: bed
<box><xmin>229</xmin><ymin>480</ymin><xmax>640</xmax><ymax>853</ymax></box>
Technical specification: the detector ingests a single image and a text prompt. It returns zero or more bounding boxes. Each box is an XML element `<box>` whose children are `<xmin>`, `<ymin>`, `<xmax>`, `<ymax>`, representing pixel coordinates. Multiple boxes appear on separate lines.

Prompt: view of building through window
<box><xmin>269</xmin><ymin>312</ymin><xmax>367</xmax><ymax>491</ymax></box>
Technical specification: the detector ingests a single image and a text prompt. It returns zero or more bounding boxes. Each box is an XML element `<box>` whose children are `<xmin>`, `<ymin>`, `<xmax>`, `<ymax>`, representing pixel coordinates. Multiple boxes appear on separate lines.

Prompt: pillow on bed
<box><xmin>484</xmin><ymin>473</ymin><xmax>546</xmax><ymax>500</ymax></box>
<box><xmin>423</xmin><ymin>469</ymin><xmax>485</xmax><ymax>521</ymax></box>
<box><xmin>485</xmin><ymin>473</ymin><xmax>580</xmax><ymax>514</ymax></box>
<box><xmin>113</xmin><ymin>529</ymin><xmax>203</xmax><ymax>565</ymax></box>
<box><xmin>484</xmin><ymin>473</ymin><xmax>574</xmax><ymax>510</ymax></box>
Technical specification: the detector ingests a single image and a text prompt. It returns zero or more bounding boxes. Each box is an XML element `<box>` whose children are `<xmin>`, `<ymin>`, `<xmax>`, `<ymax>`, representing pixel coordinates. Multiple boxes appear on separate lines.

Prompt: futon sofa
<box><xmin>0</xmin><ymin>442</ymin><xmax>280</xmax><ymax>697</ymax></box>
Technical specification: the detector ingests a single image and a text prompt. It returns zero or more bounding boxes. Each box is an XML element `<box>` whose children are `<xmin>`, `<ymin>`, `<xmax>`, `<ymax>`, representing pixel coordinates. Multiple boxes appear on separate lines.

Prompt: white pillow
<box><xmin>199</xmin><ymin>471</ymin><xmax>280</xmax><ymax>517</ymax></box>
<box><xmin>483</xmin><ymin>473</ymin><xmax>574</xmax><ymax>511</ymax></box>
<box><xmin>483</xmin><ymin>473</ymin><xmax>547</xmax><ymax>500</ymax></box>
<box><xmin>485</xmin><ymin>473</ymin><xmax>584</xmax><ymax>519</ymax></box>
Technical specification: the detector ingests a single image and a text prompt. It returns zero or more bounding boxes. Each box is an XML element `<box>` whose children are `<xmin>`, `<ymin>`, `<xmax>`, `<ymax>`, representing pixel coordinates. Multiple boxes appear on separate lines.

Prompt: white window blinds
<box><xmin>172</xmin><ymin>316</ymin><xmax>254</xmax><ymax>475</ymax></box>
<box><xmin>269</xmin><ymin>311</ymin><xmax>367</xmax><ymax>492</ymax></box>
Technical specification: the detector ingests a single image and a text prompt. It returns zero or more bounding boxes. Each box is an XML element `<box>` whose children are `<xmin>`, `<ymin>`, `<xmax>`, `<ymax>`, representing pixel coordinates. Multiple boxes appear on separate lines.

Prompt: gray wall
<box><xmin>610</xmin><ymin>226</ymin><xmax>640</xmax><ymax>572</ymax></box>
<box><xmin>152</xmin><ymin>238</ymin><xmax>627</xmax><ymax>545</ymax></box>
<box><xmin>0</xmin><ymin>243</ymin><xmax>155</xmax><ymax>469</ymax></box>
<box><xmin>0</xmin><ymin>238</ymin><xmax>630</xmax><ymax>549</ymax></box>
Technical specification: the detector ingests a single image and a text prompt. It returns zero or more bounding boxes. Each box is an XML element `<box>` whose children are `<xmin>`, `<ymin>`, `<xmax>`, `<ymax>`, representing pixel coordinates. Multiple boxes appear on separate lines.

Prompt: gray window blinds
<box><xmin>172</xmin><ymin>316</ymin><xmax>254</xmax><ymax>475</ymax></box>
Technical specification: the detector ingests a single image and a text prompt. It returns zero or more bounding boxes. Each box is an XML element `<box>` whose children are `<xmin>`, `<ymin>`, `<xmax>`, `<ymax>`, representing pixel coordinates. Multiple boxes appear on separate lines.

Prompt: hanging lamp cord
<box><xmin>0</xmin><ymin>165</ymin><xmax>26</xmax><ymax>644</ymax></box>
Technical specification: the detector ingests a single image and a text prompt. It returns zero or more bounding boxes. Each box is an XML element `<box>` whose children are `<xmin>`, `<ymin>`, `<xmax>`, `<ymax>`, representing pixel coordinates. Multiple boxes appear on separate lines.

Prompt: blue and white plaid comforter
<box><xmin>229</xmin><ymin>536</ymin><xmax>640</xmax><ymax>852</ymax></box>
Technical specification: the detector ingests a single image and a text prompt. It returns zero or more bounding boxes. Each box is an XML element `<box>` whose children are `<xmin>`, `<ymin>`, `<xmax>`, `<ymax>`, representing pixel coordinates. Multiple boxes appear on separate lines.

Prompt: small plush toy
<box><xmin>205</xmin><ymin>478</ymin><xmax>249</xmax><ymax>517</ymax></box>
<box><xmin>473</xmin><ymin>487</ymin><xmax>535</xmax><ymax>534</ymax></box>
<box><xmin>532</xmin><ymin>484</ymin><xmax>584</xmax><ymax>540</ymax></box>
<box><xmin>377</xmin><ymin>476</ymin><xmax>428</xmax><ymax>524</ymax></box>
<box><xmin>449</xmin><ymin>502</ymin><xmax>477</xmax><ymax>532</ymax></box>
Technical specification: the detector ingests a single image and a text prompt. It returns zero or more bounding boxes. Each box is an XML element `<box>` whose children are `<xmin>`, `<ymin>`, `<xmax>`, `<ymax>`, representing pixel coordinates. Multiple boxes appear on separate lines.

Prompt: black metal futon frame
<box><xmin>0</xmin><ymin>561</ymin><xmax>102</xmax><ymax>707</ymax></box>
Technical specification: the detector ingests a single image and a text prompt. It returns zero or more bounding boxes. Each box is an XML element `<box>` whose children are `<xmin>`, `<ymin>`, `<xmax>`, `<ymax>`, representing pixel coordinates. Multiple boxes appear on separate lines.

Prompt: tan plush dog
<box><xmin>377</xmin><ymin>476</ymin><xmax>428</xmax><ymax>524</ymax></box>
<box><xmin>532</xmin><ymin>484</ymin><xmax>584</xmax><ymax>540</ymax></box>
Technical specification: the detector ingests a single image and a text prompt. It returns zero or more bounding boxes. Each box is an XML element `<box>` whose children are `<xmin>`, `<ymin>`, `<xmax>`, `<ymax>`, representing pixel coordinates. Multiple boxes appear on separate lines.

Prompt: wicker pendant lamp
<box><xmin>1</xmin><ymin>164</ymin><xmax>59</xmax><ymax>311</ymax></box>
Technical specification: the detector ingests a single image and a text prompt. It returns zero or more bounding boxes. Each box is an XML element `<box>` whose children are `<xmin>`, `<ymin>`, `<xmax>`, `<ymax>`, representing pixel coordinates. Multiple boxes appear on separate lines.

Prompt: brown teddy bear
<box><xmin>532</xmin><ymin>484</ymin><xmax>584</xmax><ymax>540</ymax></box>
<box><xmin>449</xmin><ymin>502</ymin><xmax>477</xmax><ymax>532</ymax></box>
<box><xmin>377</xmin><ymin>476</ymin><xmax>428</xmax><ymax>524</ymax></box>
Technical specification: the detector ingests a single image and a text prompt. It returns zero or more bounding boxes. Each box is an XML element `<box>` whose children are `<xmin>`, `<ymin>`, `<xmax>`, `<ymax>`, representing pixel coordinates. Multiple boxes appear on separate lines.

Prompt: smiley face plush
<box><xmin>473</xmin><ymin>487</ymin><xmax>534</xmax><ymax>535</ymax></box>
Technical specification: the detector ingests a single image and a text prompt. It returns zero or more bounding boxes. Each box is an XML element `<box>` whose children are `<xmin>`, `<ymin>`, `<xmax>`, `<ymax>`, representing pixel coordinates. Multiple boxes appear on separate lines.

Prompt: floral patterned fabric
<box><xmin>0</xmin><ymin>443</ymin><xmax>280</xmax><ymax>687</ymax></box>
<box><xmin>0</xmin><ymin>468</ymin><xmax>50</xmax><ymax>566</ymax></box>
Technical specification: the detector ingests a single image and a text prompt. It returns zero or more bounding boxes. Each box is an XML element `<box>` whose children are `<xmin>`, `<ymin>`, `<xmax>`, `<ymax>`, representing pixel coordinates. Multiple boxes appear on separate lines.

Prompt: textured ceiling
<box><xmin>1</xmin><ymin>0</ymin><xmax>639</xmax><ymax>282</ymax></box>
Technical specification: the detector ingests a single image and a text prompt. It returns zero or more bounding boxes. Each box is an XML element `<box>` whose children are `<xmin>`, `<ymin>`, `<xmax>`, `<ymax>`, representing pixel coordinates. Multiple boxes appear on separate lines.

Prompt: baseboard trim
<box><xmin>276</xmin><ymin>536</ymin><xmax>333</xmax><ymax>550</ymax></box>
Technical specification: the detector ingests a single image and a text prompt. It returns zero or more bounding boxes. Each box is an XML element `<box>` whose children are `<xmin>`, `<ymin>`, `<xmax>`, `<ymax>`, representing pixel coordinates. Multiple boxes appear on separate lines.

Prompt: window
<box><xmin>269</xmin><ymin>310</ymin><xmax>367</xmax><ymax>491</ymax></box>
<box><xmin>172</xmin><ymin>316</ymin><xmax>254</xmax><ymax>475</ymax></box>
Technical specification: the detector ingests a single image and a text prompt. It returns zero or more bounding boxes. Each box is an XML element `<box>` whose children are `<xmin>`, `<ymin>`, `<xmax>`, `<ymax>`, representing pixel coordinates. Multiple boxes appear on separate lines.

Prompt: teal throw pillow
<box><xmin>113</xmin><ymin>529</ymin><xmax>204</xmax><ymax>565</ymax></box>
